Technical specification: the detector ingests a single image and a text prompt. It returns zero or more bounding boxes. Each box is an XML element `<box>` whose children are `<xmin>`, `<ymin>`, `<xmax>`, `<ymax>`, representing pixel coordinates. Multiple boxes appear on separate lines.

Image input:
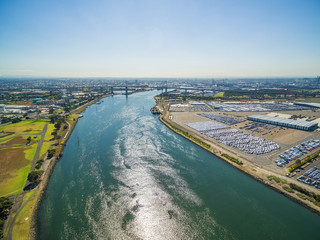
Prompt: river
<box><xmin>38</xmin><ymin>91</ymin><xmax>320</xmax><ymax>240</ymax></box>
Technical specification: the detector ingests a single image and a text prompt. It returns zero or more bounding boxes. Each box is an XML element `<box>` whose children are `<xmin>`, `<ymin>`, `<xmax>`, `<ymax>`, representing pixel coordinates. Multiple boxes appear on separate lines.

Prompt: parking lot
<box><xmin>294</xmin><ymin>159</ymin><xmax>320</xmax><ymax>189</ymax></box>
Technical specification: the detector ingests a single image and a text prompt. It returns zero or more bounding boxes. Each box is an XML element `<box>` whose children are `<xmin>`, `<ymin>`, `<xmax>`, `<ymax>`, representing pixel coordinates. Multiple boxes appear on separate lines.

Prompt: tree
<box><xmin>51</xmin><ymin>131</ymin><xmax>57</xmax><ymax>138</ymax></box>
<box><xmin>54</xmin><ymin>121</ymin><xmax>61</xmax><ymax>130</ymax></box>
<box><xmin>11</xmin><ymin>118</ymin><xmax>21</xmax><ymax>123</ymax></box>
<box><xmin>295</xmin><ymin>159</ymin><xmax>301</xmax><ymax>165</ymax></box>
<box><xmin>64</xmin><ymin>106</ymin><xmax>70</xmax><ymax>113</ymax></box>
<box><xmin>27</xmin><ymin>171</ymin><xmax>44</xmax><ymax>184</ymax></box>
<box><xmin>47</xmin><ymin>149</ymin><xmax>56</xmax><ymax>158</ymax></box>
<box><xmin>49</xmin><ymin>108</ymin><xmax>54</xmax><ymax>114</ymax></box>
<box><xmin>0</xmin><ymin>197</ymin><xmax>13</xmax><ymax>219</ymax></box>
<box><xmin>49</xmin><ymin>115</ymin><xmax>58</xmax><ymax>123</ymax></box>
<box><xmin>56</xmin><ymin>135</ymin><xmax>61</xmax><ymax>144</ymax></box>
<box><xmin>27</xmin><ymin>136</ymin><xmax>31</xmax><ymax>144</ymax></box>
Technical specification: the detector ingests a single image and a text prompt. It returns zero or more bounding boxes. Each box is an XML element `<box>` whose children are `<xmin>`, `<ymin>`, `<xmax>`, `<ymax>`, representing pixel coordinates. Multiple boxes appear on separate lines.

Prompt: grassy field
<box><xmin>214</xmin><ymin>92</ymin><xmax>224</xmax><ymax>97</ymax></box>
<box><xmin>11</xmin><ymin>189</ymin><xmax>39</xmax><ymax>240</ymax></box>
<box><xmin>0</xmin><ymin>119</ymin><xmax>50</xmax><ymax>197</ymax></box>
<box><xmin>0</xmin><ymin>135</ymin><xmax>41</xmax><ymax>147</ymax></box>
<box><xmin>0</xmin><ymin>119</ymin><xmax>47</xmax><ymax>135</ymax></box>
<box><xmin>39</xmin><ymin>142</ymin><xmax>52</xmax><ymax>160</ymax></box>
<box><xmin>44</xmin><ymin>123</ymin><xmax>55</xmax><ymax>141</ymax></box>
<box><xmin>0</xmin><ymin>144</ymin><xmax>37</xmax><ymax>197</ymax></box>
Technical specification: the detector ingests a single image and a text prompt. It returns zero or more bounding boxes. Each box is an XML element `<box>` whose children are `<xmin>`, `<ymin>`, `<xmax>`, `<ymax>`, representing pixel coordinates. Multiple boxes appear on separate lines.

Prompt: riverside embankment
<box><xmin>158</xmin><ymin>102</ymin><xmax>320</xmax><ymax>216</ymax></box>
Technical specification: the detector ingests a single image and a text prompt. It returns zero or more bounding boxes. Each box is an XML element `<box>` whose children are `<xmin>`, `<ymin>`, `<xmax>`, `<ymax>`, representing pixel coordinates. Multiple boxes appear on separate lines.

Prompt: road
<box><xmin>30</xmin><ymin>123</ymin><xmax>48</xmax><ymax>172</ymax></box>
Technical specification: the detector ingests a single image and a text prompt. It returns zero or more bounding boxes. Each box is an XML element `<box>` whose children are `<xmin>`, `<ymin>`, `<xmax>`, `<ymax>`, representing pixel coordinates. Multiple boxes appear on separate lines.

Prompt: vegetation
<box><xmin>47</xmin><ymin>149</ymin><xmax>56</xmax><ymax>158</ymax></box>
<box><xmin>289</xmin><ymin>183</ymin><xmax>320</xmax><ymax>206</ymax></box>
<box><xmin>268</xmin><ymin>175</ymin><xmax>281</xmax><ymax>183</ymax></box>
<box><xmin>221</xmin><ymin>154</ymin><xmax>243</xmax><ymax>165</ymax></box>
<box><xmin>26</xmin><ymin>136</ymin><xmax>31</xmax><ymax>145</ymax></box>
<box><xmin>27</xmin><ymin>171</ymin><xmax>44</xmax><ymax>184</ymax></box>
<box><xmin>12</xmin><ymin>118</ymin><xmax>22</xmax><ymax>124</ymax></box>
<box><xmin>0</xmin><ymin>145</ymin><xmax>36</xmax><ymax>197</ymax></box>
<box><xmin>0</xmin><ymin>119</ymin><xmax>47</xmax><ymax>135</ymax></box>
<box><xmin>169</xmin><ymin>123</ymin><xmax>210</xmax><ymax>149</ymax></box>
<box><xmin>282</xmin><ymin>185</ymin><xmax>294</xmax><ymax>193</ymax></box>
<box><xmin>0</xmin><ymin>197</ymin><xmax>13</xmax><ymax>238</ymax></box>
<box><xmin>267</xmin><ymin>175</ymin><xmax>288</xmax><ymax>184</ymax></box>
<box><xmin>35</xmin><ymin>159</ymin><xmax>44</xmax><ymax>170</ymax></box>
<box><xmin>289</xmin><ymin>150</ymin><xmax>320</xmax><ymax>172</ymax></box>
<box><xmin>11</xmin><ymin>189</ymin><xmax>39</xmax><ymax>240</ymax></box>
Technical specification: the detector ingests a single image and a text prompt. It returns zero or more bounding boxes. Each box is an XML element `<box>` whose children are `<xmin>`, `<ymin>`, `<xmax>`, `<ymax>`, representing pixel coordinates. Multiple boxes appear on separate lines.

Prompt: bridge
<box><xmin>63</xmin><ymin>81</ymin><xmax>215</xmax><ymax>96</ymax></box>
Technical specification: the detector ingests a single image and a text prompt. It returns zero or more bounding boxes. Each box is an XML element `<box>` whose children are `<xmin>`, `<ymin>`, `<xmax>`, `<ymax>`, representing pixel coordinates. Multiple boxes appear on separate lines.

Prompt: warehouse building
<box><xmin>247</xmin><ymin>114</ymin><xmax>318</xmax><ymax>131</ymax></box>
<box><xmin>294</xmin><ymin>102</ymin><xmax>320</xmax><ymax>109</ymax></box>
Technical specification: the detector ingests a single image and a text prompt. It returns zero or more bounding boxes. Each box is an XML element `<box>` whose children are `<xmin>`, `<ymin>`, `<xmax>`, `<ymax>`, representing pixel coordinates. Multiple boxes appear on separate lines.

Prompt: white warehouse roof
<box><xmin>247</xmin><ymin>114</ymin><xmax>318</xmax><ymax>131</ymax></box>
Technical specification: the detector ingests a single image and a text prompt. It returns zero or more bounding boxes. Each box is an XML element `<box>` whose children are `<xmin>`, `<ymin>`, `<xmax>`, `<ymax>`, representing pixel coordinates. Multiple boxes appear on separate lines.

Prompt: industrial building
<box><xmin>294</xmin><ymin>102</ymin><xmax>320</xmax><ymax>109</ymax></box>
<box><xmin>247</xmin><ymin>114</ymin><xmax>318</xmax><ymax>131</ymax></box>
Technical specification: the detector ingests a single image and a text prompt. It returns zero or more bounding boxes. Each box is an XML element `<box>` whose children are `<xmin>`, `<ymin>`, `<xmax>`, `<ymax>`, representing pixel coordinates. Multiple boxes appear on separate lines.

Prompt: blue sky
<box><xmin>0</xmin><ymin>0</ymin><xmax>319</xmax><ymax>78</ymax></box>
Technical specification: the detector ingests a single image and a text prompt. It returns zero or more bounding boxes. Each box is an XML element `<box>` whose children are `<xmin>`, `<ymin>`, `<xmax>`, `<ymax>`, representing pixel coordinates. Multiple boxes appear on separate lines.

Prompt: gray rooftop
<box><xmin>248</xmin><ymin>114</ymin><xmax>318</xmax><ymax>128</ymax></box>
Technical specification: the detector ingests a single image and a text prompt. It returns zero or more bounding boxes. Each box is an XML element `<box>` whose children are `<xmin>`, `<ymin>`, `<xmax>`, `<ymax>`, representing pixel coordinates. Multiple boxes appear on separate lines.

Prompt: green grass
<box><xmin>282</xmin><ymin>185</ymin><xmax>294</xmax><ymax>193</ymax></box>
<box><xmin>0</xmin><ymin>119</ymin><xmax>48</xmax><ymax>135</ymax></box>
<box><xmin>0</xmin><ymin>134</ymin><xmax>18</xmax><ymax>144</ymax></box>
<box><xmin>67</xmin><ymin>114</ymin><xmax>78</xmax><ymax>119</ymax></box>
<box><xmin>214</xmin><ymin>92</ymin><xmax>224</xmax><ymax>97</ymax></box>
<box><xmin>267</xmin><ymin>175</ymin><xmax>288</xmax><ymax>184</ymax></box>
<box><xmin>39</xmin><ymin>142</ymin><xmax>51</xmax><ymax>159</ymax></box>
<box><xmin>0</xmin><ymin>165</ymin><xmax>30</xmax><ymax>197</ymax></box>
<box><xmin>0</xmin><ymin>145</ymin><xmax>37</xmax><ymax>197</ymax></box>
<box><xmin>267</xmin><ymin>175</ymin><xmax>281</xmax><ymax>183</ymax></box>
<box><xmin>296</xmin><ymin>192</ymin><xmax>317</xmax><ymax>205</ymax></box>
<box><xmin>221</xmin><ymin>154</ymin><xmax>243</xmax><ymax>165</ymax></box>
<box><xmin>24</xmin><ymin>144</ymin><xmax>38</xmax><ymax>162</ymax></box>
<box><xmin>44</xmin><ymin>123</ymin><xmax>55</xmax><ymax>141</ymax></box>
<box><xmin>12</xmin><ymin>189</ymin><xmax>38</xmax><ymax>240</ymax></box>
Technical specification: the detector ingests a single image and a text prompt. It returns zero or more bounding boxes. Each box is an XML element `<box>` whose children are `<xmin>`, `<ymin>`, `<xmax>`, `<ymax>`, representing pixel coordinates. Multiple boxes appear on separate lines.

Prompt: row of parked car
<box><xmin>275</xmin><ymin>139</ymin><xmax>320</xmax><ymax>167</ymax></box>
<box><xmin>297</xmin><ymin>167</ymin><xmax>320</xmax><ymax>189</ymax></box>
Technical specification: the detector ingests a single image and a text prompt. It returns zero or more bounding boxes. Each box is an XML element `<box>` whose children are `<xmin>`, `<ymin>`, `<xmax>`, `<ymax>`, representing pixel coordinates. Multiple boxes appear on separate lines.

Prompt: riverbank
<box><xmin>158</xmin><ymin>106</ymin><xmax>320</xmax><ymax>215</ymax></box>
<box><xmin>3</xmin><ymin>94</ymin><xmax>112</xmax><ymax>240</ymax></box>
<box><xmin>30</xmin><ymin>94</ymin><xmax>112</xmax><ymax>239</ymax></box>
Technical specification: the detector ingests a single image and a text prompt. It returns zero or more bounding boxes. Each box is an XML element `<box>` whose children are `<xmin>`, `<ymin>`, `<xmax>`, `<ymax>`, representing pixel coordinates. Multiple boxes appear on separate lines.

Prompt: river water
<box><xmin>38</xmin><ymin>91</ymin><xmax>320</xmax><ymax>240</ymax></box>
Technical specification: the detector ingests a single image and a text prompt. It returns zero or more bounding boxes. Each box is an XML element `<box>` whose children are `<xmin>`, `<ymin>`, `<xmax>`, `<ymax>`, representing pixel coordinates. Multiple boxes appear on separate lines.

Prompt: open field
<box><xmin>11</xmin><ymin>189</ymin><xmax>39</xmax><ymax>240</ymax></box>
<box><xmin>0</xmin><ymin>145</ymin><xmax>37</xmax><ymax>197</ymax></box>
<box><xmin>0</xmin><ymin>119</ymin><xmax>53</xmax><ymax>197</ymax></box>
<box><xmin>0</xmin><ymin>136</ymin><xmax>27</xmax><ymax>146</ymax></box>
<box><xmin>0</xmin><ymin>119</ymin><xmax>48</xmax><ymax>135</ymax></box>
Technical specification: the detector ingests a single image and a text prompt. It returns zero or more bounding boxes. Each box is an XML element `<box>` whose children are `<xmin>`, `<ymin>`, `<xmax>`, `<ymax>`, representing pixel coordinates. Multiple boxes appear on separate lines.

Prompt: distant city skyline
<box><xmin>0</xmin><ymin>0</ymin><xmax>319</xmax><ymax>78</ymax></box>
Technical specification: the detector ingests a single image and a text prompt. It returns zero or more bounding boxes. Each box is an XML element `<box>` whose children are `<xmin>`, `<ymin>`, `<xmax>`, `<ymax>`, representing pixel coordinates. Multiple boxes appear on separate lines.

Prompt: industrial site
<box><xmin>163</xmin><ymin>100</ymin><xmax>320</xmax><ymax>197</ymax></box>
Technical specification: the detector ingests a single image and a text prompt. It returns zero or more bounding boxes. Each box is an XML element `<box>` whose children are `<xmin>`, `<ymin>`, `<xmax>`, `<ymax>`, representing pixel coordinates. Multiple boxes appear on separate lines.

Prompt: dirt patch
<box><xmin>0</xmin><ymin>132</ymin><xmax>14</xmax><ymax>138</ymax></box>
<box><xmin>0</xmin><ymin>147</ymin><xmax>29</xmax><ymax>182</ymax></box>
<box><xmin>1</xmin><ymin>136</ymin><xmax>26</xmax><ymax>146</ymax></box>
<box><xmin>23</xmin><ymin>129</ymin><xmax>32</xmax><ymax>132</ymax></box>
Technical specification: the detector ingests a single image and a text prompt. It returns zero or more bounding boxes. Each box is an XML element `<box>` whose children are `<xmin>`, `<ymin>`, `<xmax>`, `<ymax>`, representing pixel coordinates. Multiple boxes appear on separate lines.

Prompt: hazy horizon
<box><xmin>1</xmin><ymin>0</ymin><xmax>319</xmax><ymax>78</ymax></box>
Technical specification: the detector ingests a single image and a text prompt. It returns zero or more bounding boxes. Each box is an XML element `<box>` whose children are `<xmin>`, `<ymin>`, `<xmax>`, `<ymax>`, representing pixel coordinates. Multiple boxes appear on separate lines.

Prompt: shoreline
<box><xmin>29</xmin><ymin>94</ymin><xmax>112</xmax><ymax>240</ymax></box>
<box><xmin>158</xmin><ymin>109</ymin><xmax>320</xmax><ymax>216</ymax></box>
